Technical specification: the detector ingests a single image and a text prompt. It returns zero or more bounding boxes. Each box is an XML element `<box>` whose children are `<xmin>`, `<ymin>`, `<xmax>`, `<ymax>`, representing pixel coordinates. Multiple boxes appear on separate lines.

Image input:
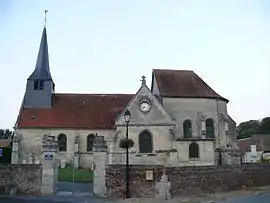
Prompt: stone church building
<box><xmin>13</xmin><ymin>27</ymin><xmax>240</xmax><ymax>168</ymax></box>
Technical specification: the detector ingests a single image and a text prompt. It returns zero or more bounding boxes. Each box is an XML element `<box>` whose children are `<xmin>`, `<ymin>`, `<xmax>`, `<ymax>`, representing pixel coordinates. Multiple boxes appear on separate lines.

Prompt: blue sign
<box><xmin>44</xmin><ymin>154</ymin><xmax>53</xmax><ymax>160</ymax></box>
<box><xmin>0</xmin><ymin>149</ymin><xmax>2</xmax><ymax>157</ymax></box>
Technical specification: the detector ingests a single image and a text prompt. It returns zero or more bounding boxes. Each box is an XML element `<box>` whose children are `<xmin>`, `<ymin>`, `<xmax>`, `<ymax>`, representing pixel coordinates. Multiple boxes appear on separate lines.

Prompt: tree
<box><xmin>0</xmin><ymin>129</ymin><xmax>14</xmax><ymax>139</ymax></box>
<box><xmin>237</xmin><ymin>120</ymin><xmax>260</xmax><ymax>139</ymax></box>
<box><xmin>257</xmin><ymin>117</ymin><xmax>270</xmax><ymax>134</ymax></box>
<box><xmin>237</xmin><ymin>117</ymin><xmax>270</xmax><ymax>139</ymax></box>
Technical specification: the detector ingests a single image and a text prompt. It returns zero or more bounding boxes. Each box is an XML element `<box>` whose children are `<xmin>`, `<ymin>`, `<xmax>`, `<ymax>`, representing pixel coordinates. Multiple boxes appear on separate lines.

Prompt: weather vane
<box><xmin>44</xmin><ymin>10</ymin><xmax>48</xmax><ymax>27</ymax></box>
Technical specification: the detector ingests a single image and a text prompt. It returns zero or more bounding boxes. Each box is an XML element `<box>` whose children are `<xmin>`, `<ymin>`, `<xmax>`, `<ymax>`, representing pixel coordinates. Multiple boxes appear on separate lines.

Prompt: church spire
<box><xmin>28</xmin><ymin>11</ymin><xmax>52</xmax><ymax>81</ymax></box>
<box><xmin>23</xmin><ymin>11</ymin><xmax>55</xmax><ymax>108</ymax></box>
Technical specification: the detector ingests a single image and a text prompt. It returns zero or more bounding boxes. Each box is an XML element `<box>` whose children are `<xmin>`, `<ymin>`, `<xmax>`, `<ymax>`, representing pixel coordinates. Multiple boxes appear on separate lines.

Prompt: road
<box><xmin>215</xmin><ymin>192</ymin><xmax>270</xmax><ymax>203</ymax></box>
<box><xmin>1</xmin><ymin>193</ymin><xmax>270</xmax><ymax>203</ymax></box>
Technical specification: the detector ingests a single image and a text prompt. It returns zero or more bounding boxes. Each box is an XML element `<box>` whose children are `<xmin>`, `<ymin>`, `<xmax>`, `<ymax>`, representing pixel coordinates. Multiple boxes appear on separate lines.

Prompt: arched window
<box><xmin>183</xmin><ymin>119</ymin><xmax>192</xmax><ymax>138</ymax></box>
<box><xmin>58</xmin><ymin>133</ymin><xmax>67</xmax><ymax>152</ymax></box>
<box><xmin>139</xmin><ymin>130</ymin><xmax>153</xmax><ymax>153</ymax></box>
<box><xmin>87</xmin><ymin>134</ymin><xmax>95</xmax><ymax>151</ymax></box>
<box><xmin>206</xmin><ymin>118</ymin><xmax>214</xmax><ymax>138</ymax></box>
<box><xmin>189</xmin><ymin>142</ymin><xmax>199</xmax><ymax>158</ymax></box>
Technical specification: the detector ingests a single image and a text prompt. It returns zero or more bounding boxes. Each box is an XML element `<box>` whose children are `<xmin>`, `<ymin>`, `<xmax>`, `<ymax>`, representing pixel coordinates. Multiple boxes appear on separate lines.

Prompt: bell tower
<box><xmin>23</xmin><ymin>12</ymin><xmax>55</xmax><ymax>108</ymax></box>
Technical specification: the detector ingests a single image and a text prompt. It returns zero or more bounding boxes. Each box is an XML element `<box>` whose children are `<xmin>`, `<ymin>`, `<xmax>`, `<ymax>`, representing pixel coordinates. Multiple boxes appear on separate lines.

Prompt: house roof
<box><xmin>0</xmin><ymin>140</ymin><xmax>11</xmax><ymax>148</ymax></box>
<box><xmin>252</xmin><ymin>134</ymin><xmax>270</xmax><ymax>152</ymax></box>
<box><xmin>237</xmin><ymin>134</ymin><xmax>270</xmax><ymax>154</ymax></box>
<box><xmin>17</xmin><ymin>94</ymin><xmax>133</xmax><ymax>129</ymax></box>
<box><xmin>152</xmin><ymin>69</ymin><xmax>228</xmax><ymax>102</ymax></box>
<box><xmin>237</xmin><ymin>137</ymin><xmax>258</xmax><ymax>154</ymax></box>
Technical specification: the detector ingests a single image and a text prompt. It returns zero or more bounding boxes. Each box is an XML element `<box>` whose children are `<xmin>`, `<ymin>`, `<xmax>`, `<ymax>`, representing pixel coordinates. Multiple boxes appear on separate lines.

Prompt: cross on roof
<box><xmin>141</xmin><ymin>75</ymin><xmax>146</xmax><ymax>85</ymax></box>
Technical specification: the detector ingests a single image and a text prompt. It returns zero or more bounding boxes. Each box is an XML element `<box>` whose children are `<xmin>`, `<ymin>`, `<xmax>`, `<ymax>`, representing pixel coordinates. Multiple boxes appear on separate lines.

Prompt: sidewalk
<box><xmin>116</xmin><ymin>185</ymin><xmax>270</xmax><ymax>203</ymax></box>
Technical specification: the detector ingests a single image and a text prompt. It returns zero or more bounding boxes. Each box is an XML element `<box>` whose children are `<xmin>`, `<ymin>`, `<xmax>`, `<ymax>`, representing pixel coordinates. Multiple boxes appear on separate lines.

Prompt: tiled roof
<box><xmin>237</xmin><ymin>137</ymin><xmax>258</xmax><ymax>154</ymax></box>
<box><xmin>252</xmin><ymin>134</ymin><xmax>270</xmax><ymax>152</ymax></box>
<box><xmin>152</xmin><ymin>69</ymin><xmax>228</xmax><ymax>102</ymax></box>
<box><xmin>17</xmin><ymin>94</ymin><xmax>133</xmax><ymax>129</ymax></box>
<box><xmin>0</xmin><ymin>140</ymin><xmax>11</xmax><ymax>148</ymax></box>
<box><xmin>237</xmin><ymin>134</ymin><xmax>270</xmax><ymax>154</ymax></box>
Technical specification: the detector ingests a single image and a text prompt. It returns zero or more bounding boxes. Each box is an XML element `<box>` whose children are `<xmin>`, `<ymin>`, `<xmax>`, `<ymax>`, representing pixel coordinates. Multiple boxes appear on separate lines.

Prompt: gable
<box><xmin>115</xmin><ymin>84</ymin><xmax>175</xmax><ymax>126</ymax></box>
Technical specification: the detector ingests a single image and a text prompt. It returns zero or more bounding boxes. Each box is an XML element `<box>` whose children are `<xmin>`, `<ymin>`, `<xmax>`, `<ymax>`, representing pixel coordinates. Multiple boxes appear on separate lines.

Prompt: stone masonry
<box><xmin>0</xmin><ymin>164</ymin><xmax>42</xmax><ymax>195</ymax></box>
<box><xmin>41</xmin><ymin>135</ymin><xmax>59</xmax><ymax>195</ymax></box>
<box><xmin>106</xmin><ymin>164</ymin><xmax>270</xmax><ymax>198</ymax></box>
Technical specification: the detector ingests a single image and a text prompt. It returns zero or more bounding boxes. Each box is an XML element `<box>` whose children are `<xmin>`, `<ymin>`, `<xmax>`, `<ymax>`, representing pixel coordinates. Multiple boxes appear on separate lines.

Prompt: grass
<box><xmin>58</xmin><ymin>167</ymin><xmax>93</xmax><ymax>183</ymax></box>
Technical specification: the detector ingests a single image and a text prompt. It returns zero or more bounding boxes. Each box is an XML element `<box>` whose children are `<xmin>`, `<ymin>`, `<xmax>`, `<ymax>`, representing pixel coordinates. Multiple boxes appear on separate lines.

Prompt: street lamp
<box><xmin>124</xmin><ymin>109</ymin><xmax>131</xmax><ymax>198</ymax></box>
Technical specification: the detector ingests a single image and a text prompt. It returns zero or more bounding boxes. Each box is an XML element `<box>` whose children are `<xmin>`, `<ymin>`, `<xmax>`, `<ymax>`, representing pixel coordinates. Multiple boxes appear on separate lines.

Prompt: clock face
<box><xmin>140</xmin><ymin>102</ymin><xmax>150</xmax><ymax>112</ymax></box>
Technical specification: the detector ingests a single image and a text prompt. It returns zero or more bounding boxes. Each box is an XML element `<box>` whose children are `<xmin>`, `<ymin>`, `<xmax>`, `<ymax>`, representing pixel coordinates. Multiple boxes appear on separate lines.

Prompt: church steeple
<box><xmin>23</xmin><ymin>12</ymin><xmax>55</xmax><ymax>108</ymax></box>
<box><xmin>28</xmin><ymin>27</ymin><xmax>53</xmax><ymax>81</ymax></box>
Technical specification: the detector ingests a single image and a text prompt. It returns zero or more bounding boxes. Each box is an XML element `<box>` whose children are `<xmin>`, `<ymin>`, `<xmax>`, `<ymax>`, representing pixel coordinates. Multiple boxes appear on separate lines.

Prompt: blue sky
<box><xmin>0</xmin><ymin>0</ymin><xmax>270</xmax><ymax>129</ymax></box>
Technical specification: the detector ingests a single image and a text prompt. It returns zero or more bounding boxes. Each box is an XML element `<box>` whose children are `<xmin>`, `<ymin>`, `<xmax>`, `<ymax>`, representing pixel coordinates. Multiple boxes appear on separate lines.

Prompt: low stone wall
<box><xmin>0</xmin><ymin>164</ymin><xmax>42</xmax><ymax>195</ymax></box>
<box><xmin>106</xmin><ymin>164</ymin><xmax>270</xmax><ymax>198</ymax></box>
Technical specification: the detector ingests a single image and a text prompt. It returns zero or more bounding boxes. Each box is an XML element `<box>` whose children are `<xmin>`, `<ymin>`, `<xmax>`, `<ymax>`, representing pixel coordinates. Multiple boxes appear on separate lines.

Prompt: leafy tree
<box><xmin>237</xmin><ymin>120</ymin><xmax>260</xmax><ymax>139</ymax></box>
<box><xmin>0</xmin><ymin>129</ymin><xmax>14</xmax><ymax>139</ymax></box>
<box><xmin>237</xmin><ymin>117</ymin><xmax>270</xmax><ymax>139</ymax></box>
<box><xmin>257</xmin><ymin>117</ymin><xmax>270</xmax><ymax>134</ymax></box>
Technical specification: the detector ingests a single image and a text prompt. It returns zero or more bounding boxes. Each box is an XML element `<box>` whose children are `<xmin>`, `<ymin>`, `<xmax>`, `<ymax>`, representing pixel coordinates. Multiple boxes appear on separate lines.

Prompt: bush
<box><xmin>260</xmin><ymin>157</ymin><xmax>270</xmax><ymax>163</ymax></box>
<box><xmin>119</xmin><ymin>138</ymin><xmax>134</xmax><ymax>149</ymax></box>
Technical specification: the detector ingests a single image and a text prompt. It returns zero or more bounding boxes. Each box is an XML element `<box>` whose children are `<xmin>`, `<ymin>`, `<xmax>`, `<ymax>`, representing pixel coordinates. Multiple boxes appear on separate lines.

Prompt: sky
<box><xmin>0</xmin><ymin>0</ymin><xmax>270</xmax><ymax>129</ymax></box>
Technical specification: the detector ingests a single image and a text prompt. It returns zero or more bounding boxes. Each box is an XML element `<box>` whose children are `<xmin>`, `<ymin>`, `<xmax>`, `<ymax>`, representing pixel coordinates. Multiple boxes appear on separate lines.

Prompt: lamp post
<box><xmin>124</xmin><ymin>109</ymin><xmax>131</xmax><ymax>199</ymax></box>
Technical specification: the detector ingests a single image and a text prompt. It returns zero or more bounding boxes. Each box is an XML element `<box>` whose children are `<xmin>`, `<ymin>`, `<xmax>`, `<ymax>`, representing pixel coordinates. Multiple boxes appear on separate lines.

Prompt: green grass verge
<box><xmin>58</xmin><ymin>167</ymin><xmax>93</xmax><ymax>183</ymax></box>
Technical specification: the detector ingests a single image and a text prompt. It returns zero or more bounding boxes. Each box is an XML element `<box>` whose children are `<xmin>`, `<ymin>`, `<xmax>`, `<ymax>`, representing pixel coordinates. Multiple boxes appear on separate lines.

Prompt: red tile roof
<box><xmin>17</xmin><ymin>94</ymin><xmax>133</xmax><ymax>129</ymax></box>
<box><xmin>17</xmin><ymin>69</ymin><xmax>229</xmax><ymax>129</ymax></box>
<box><xmin>237</xmin><ymin>134</ymin><xmax>270</xmax><ymax>154</ymax></box>
<box><xmin>152</xmin><ymin>69</ymin><xmax>228</xmax><ymax>102</ymax></box>
<box><xmin>0</xmin><ymin>140</ymin><xmax>11</xmax><ymax>148</ymax></box>
<box><xmin>252</xmin><ymin>134</ymin><xmax>270</xmax><ymax>152</ymax></box>
<box><xmin>237</xmin><ymin>137</ymin><xmax>257</xmax><ymax>154</ymax></box>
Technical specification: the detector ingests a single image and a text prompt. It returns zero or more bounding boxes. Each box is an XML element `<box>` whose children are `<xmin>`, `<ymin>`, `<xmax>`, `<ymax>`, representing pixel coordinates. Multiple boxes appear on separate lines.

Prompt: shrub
<box><xmin>260</xmin><ymin>157</ymin><xmax>270</xmax><ymax>163</ymax></box>
<box><xmin>119</xmin><ymin>138</ymin><xmax>134</xmax><ymax>149</ymax></box>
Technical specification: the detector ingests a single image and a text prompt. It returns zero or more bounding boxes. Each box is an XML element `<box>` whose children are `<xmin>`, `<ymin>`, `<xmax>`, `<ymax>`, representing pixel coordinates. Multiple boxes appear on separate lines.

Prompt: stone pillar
<box><xmin>198</xmin><ymin>112</ymin><xmax>207</xmax><ymax>139</ymax></box>
<box><xmin>11</xmin><ymin>133</ymin><xmax>20</xmax><ymax>164</ymax></box>
<box><xmin>214</xmin><ymin>148</ymin><xmax>222</xmax><ymax>166</ymax></box>
<box><xmin>41</xmin><ymin>135</ymin><xmax>59</xmax><ymax>195</ymax></box>
<box><xmin>201</xmin><ymin>121</ymin><xmax>206</xmax><ymax>138</ymax></box>
<box><xmin>93</xmin><ymin>136</ymin><xmax>107</xmax><ymax>197</ymax></box>
<box><xmin>73</xmin><ymin>135</ymin><xmax>79</xmax><ymax>169</ymax></box>
<box><xmin>155</xmin><ymin>169</ymin><xmax>171</xmax><ymax>199</ymax></box>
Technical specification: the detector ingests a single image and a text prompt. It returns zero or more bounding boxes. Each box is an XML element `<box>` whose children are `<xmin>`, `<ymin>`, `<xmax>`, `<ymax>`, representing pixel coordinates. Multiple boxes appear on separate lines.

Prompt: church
<box><xmin>13</xmin><ymin>26</ymin><xmax>240</xmax><ymax>168</ymax></box>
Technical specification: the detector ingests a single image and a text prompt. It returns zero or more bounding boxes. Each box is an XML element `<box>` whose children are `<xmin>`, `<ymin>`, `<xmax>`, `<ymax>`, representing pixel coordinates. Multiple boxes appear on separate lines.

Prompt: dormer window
<box><xmin>33</xmin><ymin>80</ymin><xmax>44</xmax><ymax>90</ymax></box>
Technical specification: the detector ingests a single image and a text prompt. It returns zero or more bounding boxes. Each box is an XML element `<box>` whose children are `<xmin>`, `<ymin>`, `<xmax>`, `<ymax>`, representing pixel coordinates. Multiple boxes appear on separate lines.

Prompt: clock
<box><xmin>140</xmin><ymin>102</ymin><xmax>151</xmax><ymax>112</ymax></box>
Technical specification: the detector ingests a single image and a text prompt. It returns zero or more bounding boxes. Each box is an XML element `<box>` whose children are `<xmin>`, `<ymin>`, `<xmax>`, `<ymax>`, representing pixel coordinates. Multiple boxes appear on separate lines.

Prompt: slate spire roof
<box><xmin>28</xmin><ymin>27</ymin><xmax>53</xmax><ymax>81</ymax></box>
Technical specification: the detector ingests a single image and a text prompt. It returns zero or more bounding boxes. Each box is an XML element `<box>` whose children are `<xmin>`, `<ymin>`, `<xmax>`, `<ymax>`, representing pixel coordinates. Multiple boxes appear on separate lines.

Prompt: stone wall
<box><xmin>0</xmin><ymin>164</ymin><xmax>42</xmax><ymax>195</ymax></box>
<box><xmin>106</xmin><ymin>164</ymin><xmax>270</xmax><ymax>198</ymax></box>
